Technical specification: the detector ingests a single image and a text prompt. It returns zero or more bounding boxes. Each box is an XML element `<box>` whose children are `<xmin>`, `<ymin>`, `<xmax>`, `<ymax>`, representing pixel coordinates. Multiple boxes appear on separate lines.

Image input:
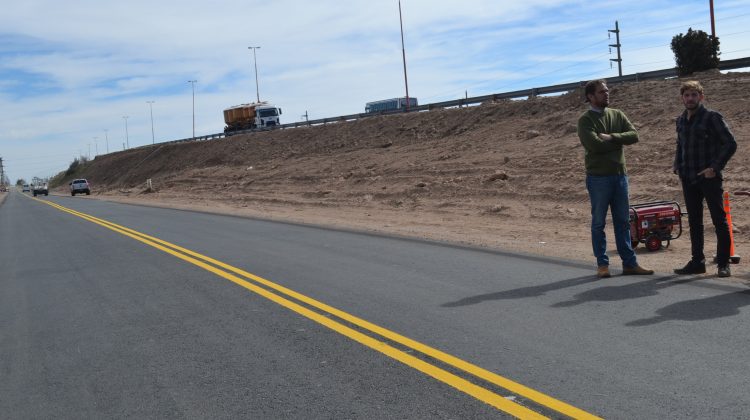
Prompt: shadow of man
<box><xmin>552</xmin><ymin>275</ymin><xmax>689</xmax><ymax>308</ymax></box>
<box><xmin>441</xmin><ymin>275</ymin><xmax>597</xmax><ymax>308</ymax></box>
<box><xmin>626</xmin><ymin>289</ymin><xmax>750</xmax><ymax>326</ymax></box>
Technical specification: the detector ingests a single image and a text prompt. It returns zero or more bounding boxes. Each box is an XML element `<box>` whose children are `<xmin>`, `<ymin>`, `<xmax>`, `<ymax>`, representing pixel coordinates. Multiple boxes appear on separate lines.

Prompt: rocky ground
<box><xmin>50</xmin><ymin>70</ymin><xmax>750</xmax><ymax>282</ymax></box>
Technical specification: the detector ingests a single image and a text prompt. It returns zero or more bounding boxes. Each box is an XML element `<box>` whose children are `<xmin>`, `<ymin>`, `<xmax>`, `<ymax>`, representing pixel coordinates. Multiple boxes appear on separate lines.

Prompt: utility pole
<box><xmin>301</xmin><ymin>111</ymin><xmax>309</xmax><ymax>124</ymax></box>
<box><xmin>123</xmin><ymin>116</ymin><xmax>130</xmax><ymax>149</ymax></box>
<box><xmin>608</xmin><ymin>21</ymin><xmax>623</xmax><ymax>77</ymax></box>
<box><xmin>709</xmin><ymin>0</ymin><xmax>718</xmax><ymax>63</ymax></box>
<box><xmin>104</xmin><ymin>129</ymin><xmax>109</xmax><ymax>154</ymax></box>
<box><xmin>146</xmin><ymin>100</ymin><xmax>155</xmax><ymax>144</ymax></box>
<box><xmin>248</xmin><ymin>47</ymin><xmax>261</xmax><ymax>103</ymax></box>
<box><xmin>188</xmin><ymin>80</ymin><xmax>197</xmax><ymax>138</ymax></box>
<box><xmin>0</xmin><ymin>157</ymin><xmax>5</xmax><ymax>188</ymax></box>
<box><xmin>398</xmin><ymin>0</ymin><xmax>410</xmax><ymax>112</ymax></box>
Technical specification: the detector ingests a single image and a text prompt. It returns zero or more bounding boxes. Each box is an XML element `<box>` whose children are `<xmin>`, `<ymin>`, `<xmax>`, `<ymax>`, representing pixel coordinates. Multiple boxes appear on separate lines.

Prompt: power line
<box><xmin>4</xmin><ymin>152</ymin><xmax>82</xmax><ymax>162</ymax></box>
<box><xmin>616</xmin><ymin>11</ymin><xmax>750</xmax><ymax>39</ymax></box>
<box><xmin>722</xmin><ymin>30</ymin><xmax>750</xmax><ymax>37</ymax></box>
<box><xmin>620</xmin><ymin>29</ymin><xmax>750</xmax><ymax>69</ymax></box>
<box><xmin>723</xmin><ymin>48</ymin><xmax>750</xmax><ymax>54</ymax></box>
<box><xmin>425</xmin><ymin>9</ymin><xmax>750</xmax><ymax>102</ymax></box>
<box><xmin>627</xmin><ymin>28</ymin><xmax>750</xmax><ymax>54</ymax></box>
<box><xmin>718</xmin><ymin>12</ymin><xmax>750</xmax><ymax>22</ymax></box>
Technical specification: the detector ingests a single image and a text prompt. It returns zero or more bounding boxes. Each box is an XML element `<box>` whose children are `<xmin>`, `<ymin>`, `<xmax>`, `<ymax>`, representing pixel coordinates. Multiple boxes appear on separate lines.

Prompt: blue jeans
<box><xmin>586</xmin><ymin>174</ymin><xmax>637</xmax><ymax>268</ymax></box>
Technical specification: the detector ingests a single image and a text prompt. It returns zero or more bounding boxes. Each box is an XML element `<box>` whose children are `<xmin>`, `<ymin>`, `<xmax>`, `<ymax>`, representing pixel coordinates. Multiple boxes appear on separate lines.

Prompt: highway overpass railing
<box><xmin>149</xmin><ymin>56</ymin><xmax>750</xmax><ymax>147</ymax></box>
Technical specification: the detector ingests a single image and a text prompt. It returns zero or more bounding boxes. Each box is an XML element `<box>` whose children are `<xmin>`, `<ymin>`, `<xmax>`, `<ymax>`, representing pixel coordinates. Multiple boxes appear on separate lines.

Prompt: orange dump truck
<box><xmin>223</xmin><ymin>102</ymin><xmax>282</xmax><ymax>134</ymax></box>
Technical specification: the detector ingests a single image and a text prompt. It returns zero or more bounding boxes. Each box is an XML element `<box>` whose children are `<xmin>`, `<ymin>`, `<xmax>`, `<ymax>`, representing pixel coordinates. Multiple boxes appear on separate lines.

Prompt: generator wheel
<box><xmin>646</xmin><ymin>235</ymin><xmax>662</xmax><ymax>252</ymax></box>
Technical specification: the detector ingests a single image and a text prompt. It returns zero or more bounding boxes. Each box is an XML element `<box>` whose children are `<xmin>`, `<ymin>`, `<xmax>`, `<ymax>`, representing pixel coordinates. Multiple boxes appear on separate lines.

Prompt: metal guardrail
<box><xmin>145</xmin><ymin>57</ymin><xmax>750</xmax><ymax>148</ymax></box>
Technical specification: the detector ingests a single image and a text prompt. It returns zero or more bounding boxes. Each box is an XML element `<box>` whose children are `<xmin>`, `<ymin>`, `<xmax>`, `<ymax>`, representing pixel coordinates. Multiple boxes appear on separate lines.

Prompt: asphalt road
<box><xmin>2</xmin><ymin>190</ymin><xmax>749</xmax><ymax>419</ymax></box>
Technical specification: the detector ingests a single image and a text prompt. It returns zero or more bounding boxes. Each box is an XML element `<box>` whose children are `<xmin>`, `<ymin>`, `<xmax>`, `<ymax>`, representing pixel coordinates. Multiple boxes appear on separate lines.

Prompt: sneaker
<box><xmin>673</xmin><ymin>260</ymin><xmax>706</xmax><ymax>275</ymax></box>
<box><xmin>718</xmin><ymin>266</ymin><xmax>731</xmax><ymax>277</ymax></box>
<box><xmin>597</xmin><ymin>266</ymin><xmax>611</xmax><ymax>278</ymax></box>
<box><xmin>622</xmin><ymin>265</ymin><xmax>654</xmax><ymax>275</ymax></box>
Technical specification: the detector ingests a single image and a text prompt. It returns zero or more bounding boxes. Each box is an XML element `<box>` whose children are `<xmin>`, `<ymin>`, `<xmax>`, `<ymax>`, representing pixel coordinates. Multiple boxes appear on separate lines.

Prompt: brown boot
<box><xmin>597</xmin><ymin>266</ymin><xmax>611</xmax><ymax>278</ymax></box>
<box><xmin>622</xmin><ymin>265</ymin><xmax>654</xmax><ymax>275</ymax></box>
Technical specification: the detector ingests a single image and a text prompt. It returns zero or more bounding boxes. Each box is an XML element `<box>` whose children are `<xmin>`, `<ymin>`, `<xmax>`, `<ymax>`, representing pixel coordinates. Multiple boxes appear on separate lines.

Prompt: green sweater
<box><xmin>577</xmin><ymin>108</ymin><xmax>639</xmax><ymax>176</ymax></box>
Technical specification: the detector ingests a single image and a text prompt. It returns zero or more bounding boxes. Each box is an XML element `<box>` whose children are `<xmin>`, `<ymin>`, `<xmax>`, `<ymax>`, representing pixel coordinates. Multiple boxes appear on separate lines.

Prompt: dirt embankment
<box><xmin>59</xmin><ymin>71</ymin><xmax>750</xmax><ymax>281</ymax></box>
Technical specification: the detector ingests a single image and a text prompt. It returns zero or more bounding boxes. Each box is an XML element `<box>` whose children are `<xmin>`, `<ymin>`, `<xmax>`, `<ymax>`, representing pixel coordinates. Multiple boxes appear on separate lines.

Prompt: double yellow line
<box><xmin>38</xmin><ymin>198</ymin><xmax>601</xmax><ymax>419</ymax></box>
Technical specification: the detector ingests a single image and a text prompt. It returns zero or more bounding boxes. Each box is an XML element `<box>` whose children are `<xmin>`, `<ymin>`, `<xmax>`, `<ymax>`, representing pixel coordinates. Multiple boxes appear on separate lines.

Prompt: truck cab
<box><xmin>256</xmin><ymin>105</ymin><xmax>282</xmax><ymax>127</ymax></box>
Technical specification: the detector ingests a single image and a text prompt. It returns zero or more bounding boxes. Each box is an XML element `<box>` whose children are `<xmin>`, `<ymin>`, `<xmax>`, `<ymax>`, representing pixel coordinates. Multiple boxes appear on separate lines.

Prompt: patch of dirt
<box><xmin>63</xmin><ymin>70</ymin><xmax>750</xmax><ymax>282</ymax></box>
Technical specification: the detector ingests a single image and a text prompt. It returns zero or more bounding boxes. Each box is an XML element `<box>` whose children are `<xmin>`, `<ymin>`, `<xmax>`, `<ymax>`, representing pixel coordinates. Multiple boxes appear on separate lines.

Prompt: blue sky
<box><xmin>1</xmin><ymin>0</ymin><xmax>748</xmax><ymax>183</ymax></box>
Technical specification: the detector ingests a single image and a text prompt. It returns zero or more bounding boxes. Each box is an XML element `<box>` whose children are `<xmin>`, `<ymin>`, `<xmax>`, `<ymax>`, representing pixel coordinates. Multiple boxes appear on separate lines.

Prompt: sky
<box><xmin>1</xmin><ymin>0</ymin><xmax>748</xmax><ymax>184</ymax></box>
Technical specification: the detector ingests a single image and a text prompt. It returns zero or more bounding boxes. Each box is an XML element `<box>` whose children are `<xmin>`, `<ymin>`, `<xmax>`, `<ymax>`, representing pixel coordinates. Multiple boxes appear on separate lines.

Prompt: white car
<box><xmin>33</xmin><ymin>184</ymin><xmax>49</xmax><ymax>196</ymax></box>
<box><xmin>22</xmin><ymin>184</ymin><xmax>30</xmax><ymax>192</ymax></box>
<box><xmin>69</xmin><ymin>179</ymin><xmax>91</xmax><ymax>196</ymax></box>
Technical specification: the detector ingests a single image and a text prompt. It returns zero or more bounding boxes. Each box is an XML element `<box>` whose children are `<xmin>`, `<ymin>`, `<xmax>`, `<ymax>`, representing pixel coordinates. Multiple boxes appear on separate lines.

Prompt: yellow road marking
<box><xmin>38</xmin><ymin>197</ymin><xmax>602</xmax><ymax>419</ymax></box>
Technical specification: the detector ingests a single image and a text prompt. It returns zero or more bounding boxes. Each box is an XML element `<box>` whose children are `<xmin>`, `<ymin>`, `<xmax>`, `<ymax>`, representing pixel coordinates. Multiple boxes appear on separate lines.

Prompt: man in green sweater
<box><xmin>577</xmin><ymin>79</ymin><xmax>653</xmax><ymax>278</ymax></box>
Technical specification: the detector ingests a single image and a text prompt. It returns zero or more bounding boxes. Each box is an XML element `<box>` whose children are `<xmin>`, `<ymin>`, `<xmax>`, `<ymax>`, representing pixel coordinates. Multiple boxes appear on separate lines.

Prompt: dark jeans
<box><xmin>681</xmin><ymin>177</ymin><xmax>731</xmax><ymax>266</ymax></box>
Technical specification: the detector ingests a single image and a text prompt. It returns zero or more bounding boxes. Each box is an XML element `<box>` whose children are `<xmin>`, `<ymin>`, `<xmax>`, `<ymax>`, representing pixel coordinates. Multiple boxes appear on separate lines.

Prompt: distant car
<box><xmin>32</xmin><ymin>184</ymin><xmax>49</xmax><ymax>196</ymax></box>
<box><xmin>69</xmin><ymin>179</ymin><xmax>91</xmax><ymax>196</ymax></box>
<box><xmin>22</xmin><ymin>184</ymin><xmax>30</xmax><ymax>192</ymax></box>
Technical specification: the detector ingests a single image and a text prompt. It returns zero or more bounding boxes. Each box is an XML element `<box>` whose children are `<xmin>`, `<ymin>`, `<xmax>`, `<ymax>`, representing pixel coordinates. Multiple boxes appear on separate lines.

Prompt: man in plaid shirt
<box><xmin>673</xmin><ymin>80</ymin><xmax>737</xmax><ymax>277</ymax></box>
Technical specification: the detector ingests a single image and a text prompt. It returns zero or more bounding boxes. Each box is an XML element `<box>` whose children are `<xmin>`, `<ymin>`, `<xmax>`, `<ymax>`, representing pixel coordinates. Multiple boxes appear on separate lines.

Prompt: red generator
<box><xmin>629</xmin><ymin>201</ymin><xmax>683</xmax><ymax>251</ymax></box>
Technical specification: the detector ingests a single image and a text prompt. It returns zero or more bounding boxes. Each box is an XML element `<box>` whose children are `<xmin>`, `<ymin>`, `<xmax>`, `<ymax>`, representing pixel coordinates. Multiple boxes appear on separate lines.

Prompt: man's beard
<box><xmin>684</xmin><ymin>102</ymin><xmax>699</xmax><ymax>110</ymax></box>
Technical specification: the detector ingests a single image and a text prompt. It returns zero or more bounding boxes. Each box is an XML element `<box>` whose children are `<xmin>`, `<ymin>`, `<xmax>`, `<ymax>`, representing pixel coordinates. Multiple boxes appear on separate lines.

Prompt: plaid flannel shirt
<box><xmin>674</xmin><ymin>104</ymin><xmax>737</xmax><ymax>185</ymax></box>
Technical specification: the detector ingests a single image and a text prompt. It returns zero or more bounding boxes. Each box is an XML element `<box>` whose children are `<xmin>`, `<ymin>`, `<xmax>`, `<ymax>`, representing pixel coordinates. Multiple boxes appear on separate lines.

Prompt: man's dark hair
<box><xmin>584</xmin><ymin>79</ymin><xmax>607</xmax><ymax>102</ymax></box>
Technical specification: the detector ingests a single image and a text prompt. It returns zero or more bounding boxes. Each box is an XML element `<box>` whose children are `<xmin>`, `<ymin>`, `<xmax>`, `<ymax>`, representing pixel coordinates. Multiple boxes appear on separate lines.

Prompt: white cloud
<box><xmin>0</xmin><ymin>0</ymin><xmax>748</xmax><ymax>181</ymax></box>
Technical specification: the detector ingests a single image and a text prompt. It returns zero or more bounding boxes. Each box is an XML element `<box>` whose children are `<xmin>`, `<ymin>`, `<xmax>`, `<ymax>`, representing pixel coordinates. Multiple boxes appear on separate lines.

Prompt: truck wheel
<box><xmin>71</xmin><ymin>191</ymin><xmax>75</xmax><ymax>196</ymax></box>
<box><xmin>85</xmin><ymin>191</ymin><xmax>90</xmax><ymax>195</ymax></box>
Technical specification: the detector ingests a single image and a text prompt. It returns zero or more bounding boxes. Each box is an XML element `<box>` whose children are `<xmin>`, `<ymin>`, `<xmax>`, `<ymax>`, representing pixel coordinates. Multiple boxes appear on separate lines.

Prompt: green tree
<box><xmin>64</xmin><ymin>156</ymin><xmax>89</xmax><ymax>176</ymax></box>
<box><xmin>671</xmin><ymin>28</ymin><xmax>720</xmax><ymax>76</ymax></box>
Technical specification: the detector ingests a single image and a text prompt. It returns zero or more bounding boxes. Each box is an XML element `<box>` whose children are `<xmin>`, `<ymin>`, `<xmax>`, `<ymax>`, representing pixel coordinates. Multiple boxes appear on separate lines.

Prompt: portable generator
<box><xmin>629</xmin><ymin>201</ymin><xmax>683</xmax><ymax>252</ymax></box>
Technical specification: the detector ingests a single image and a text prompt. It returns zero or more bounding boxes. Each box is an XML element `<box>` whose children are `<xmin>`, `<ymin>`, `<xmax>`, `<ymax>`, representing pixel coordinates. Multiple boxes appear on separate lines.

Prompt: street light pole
<box><xmin>146</xmin><ymin>100</ymin><xmax>155</xmax><ymax>144</ymax></box>
<box><xmin>104</xmin><ymin>129</ymin><xmax>109</xmax><ymax>154</ymax></box>
<box><xmin>123</xmin><ymin>116</ymin><xmax>129</xmax><ymax>149</ymax></box>
<box><xmin>187</xmin><ymin>80</ymin><xmax>197</xmax><ymax>138</ymax></box>
<box><xmin>248</xmin><ymin>46</ymin><xmax>261</xmax><ymax>103</ymax></box>
<box><xmin>398</xmin><ymin>0</ymin><xmax>410</xmax><ymax>112</ymax></box>
<box><xmin>93</xmin><ymin>137</ymin><xmax>98</xmax><ymax>156</ymax></box>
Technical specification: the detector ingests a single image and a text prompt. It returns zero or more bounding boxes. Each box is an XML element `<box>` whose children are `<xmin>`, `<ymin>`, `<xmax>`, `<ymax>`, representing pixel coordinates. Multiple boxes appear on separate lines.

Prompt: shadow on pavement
<box><xmin>551</xmin><ymin>275</ymin><xmax>692</xmax><ymax>307</ymax></box>
<box><xmin>441</xmin><ymin>268</ymin><xmax>750</xmax><ymax>328</ymax></box>
<box><xmin>441</xmin><ymin>273</ymin><xmax>722</xmax><ymax>308</ymax></box>
<box><xmin>626</xmin><ymin>289</ymin><xmax>750</xmax><ymax>326</ymax></box>
<box><xmin>441</xmin><ymin>275</ymin><xmax>597</xmax><ymax>308</ymax></box>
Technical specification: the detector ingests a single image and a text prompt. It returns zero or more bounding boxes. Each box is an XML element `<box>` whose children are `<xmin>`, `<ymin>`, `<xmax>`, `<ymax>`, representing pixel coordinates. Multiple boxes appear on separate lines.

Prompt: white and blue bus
<box><xmin>365</xmin><ymin>97</ymin><xmax>418</xmax><ymax>113</ymax></box>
